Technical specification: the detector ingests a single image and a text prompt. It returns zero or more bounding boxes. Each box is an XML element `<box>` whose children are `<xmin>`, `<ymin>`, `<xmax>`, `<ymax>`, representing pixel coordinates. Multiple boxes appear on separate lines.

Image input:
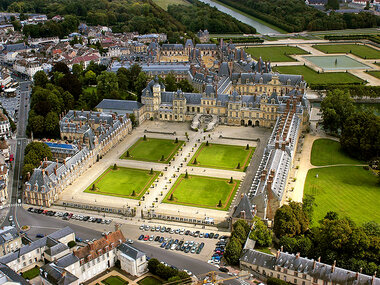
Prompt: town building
<box><xmin>0</xmin><ymin>226</ymin><xmax>21</xmax><ymax>257</ymax></box>
<box><xmin>240</xmin><ymin>249</ymin><xmax>380</xmax><ymax>285</ymax></box>
<box><xmin>24</xmin><ymin>111</ymin><xmax>132</xmax><ymax>207</ymax></box>
<box><xmin>0</xmin><ymin>109</ymin><xmax>11</xmax><ymax>138</ymax></box>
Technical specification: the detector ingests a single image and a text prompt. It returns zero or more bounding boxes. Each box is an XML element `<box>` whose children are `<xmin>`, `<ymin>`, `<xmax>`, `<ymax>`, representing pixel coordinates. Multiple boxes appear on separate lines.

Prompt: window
<box><xmin>277</xmin><ymin>274</ymin><xmax>280</xmax><ymax>279</ymax></box>
<box><xmin>294</xmin><ymin>279</ymin><xmax>297</xmax><ymax>284</ymax></box>
<box><xmin>294</xmin><ymin>272</ymin><xmax>298</xmax><ymax>277</ymax></box>
<box><xmin>313</xmin><ymin>278</ymin><xmax>318</xmax><ymax>283</ymax></box>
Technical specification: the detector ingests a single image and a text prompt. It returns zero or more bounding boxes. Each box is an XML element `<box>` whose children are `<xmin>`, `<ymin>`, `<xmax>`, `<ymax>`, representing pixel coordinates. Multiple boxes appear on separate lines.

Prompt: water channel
<box><xmin>198</xmin><ymin>0</ymin><xmax>280</xmax><ymax>35</ymax></box>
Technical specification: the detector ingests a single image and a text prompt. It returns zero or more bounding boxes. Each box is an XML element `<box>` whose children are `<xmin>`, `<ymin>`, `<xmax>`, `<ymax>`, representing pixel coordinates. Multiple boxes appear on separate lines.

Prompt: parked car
<box><xmin>155</xmin><ymin>236</ymin><xmax>160</xmax><ymax>242</ymax></box>
<box><xmin>138</xmin><ymin>235</ymin><xmax>144</xmax><ymax>240</ymax></box>
<box><xmin>36</xmin><ymin>234</ymin><xmax>44</xmax><ymax>238</ymax></box>
<box><xmin>143</xmin><ymin>235</ymin><xmax>149</xmax><ymax>241</ymax></box>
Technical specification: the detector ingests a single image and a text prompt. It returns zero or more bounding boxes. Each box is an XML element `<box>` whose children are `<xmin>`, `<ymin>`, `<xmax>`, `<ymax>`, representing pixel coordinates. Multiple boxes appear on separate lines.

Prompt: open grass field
<box><xmin>163</xmin><ymin>174</ymin><xmax>240</xmax><ymax>211</ymax></box>
<box><xmin>153</xmin><ymin>0</ymin><xmax>190</xmax><ymax>10</ymax></box>
<box><xmin>245</xmin><ymin>46</ymin><xmax>308</xmax><ymax>62</ymax></box>
<box><xmin>368</xmin><ymin>70</ymin><xmax>380</xmax><ymax>79</ymax></box>
<box><xmin>273</xmin><ymin>65</ymin><xmax>364</xmax><ymax>85</ymax></box>
<box><xmin>189</xmin><ymin>143</ymin><xmax>254</xmax><ymax>171</ymax></box>
<box><xmin>84</xmin><ymin>166</ymin><xmax>159</xmax><ymax>199</ymax></box>
<box><xmin>121</xmin><ymin>137</ymin><xmax>184</xmax><ymax>163</ymax></box>
<box><xmin>102</xmin><ymin>276</ymin><xmax>129</xmax><ymax>285</ymax></box>
<box><xmin>137</xmin><ymin>276</ymin><xmax>162</xmax><ymax>285</ymax></box>
<box><xmin>310</xmin><ymin>139</ymin><xmax>362</xmax><ymax>166</ymax></box>
<box><xmin>304</xmin><ymin>166</ymin><xmax>380</xmax><ymax>225</ymax></box>
<box><xmin>312</xmin><ymin>44</ymin><xmax>380</xmax><ymax>59</ymax></box>
<box><xmin>22</xmin><ymin>266</ymin><xmax>40</xmax><ymax>280</ymax></box>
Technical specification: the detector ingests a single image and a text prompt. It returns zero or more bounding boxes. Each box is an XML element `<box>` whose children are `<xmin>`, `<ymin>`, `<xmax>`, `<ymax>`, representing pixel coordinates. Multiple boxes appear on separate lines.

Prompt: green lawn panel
<box><xmin>138</xmin><ymin>277</ymin><xmax>162</xmax><ymax>285</ymax></box>
<box><xmin>245</xmin><ymin>46</ymin><xmax>308</xmax><ymax>62</ymax></box>
<box><xmin>304</xmin><ymin>166</ymin><xmax>380</xmax><ymax>225</ymax></box>
<box><xmin>84</xmin><ymin>167</ymin><xmax>159</xmax><ymax>199</ymax></box>
<box><xmin>189</xmin><ymin>143</ymin><xmax>255</xmax><ymax>171</ymax></box>
<box><xmin>273</xmin><ymin>65</ymin><xmax>364</xmax><ymax>85</ymax></box>
<box><xmin>310</xmin><ymin>139</ymin><xmax>362</xmax><ymax>166</ymax></box>
<box><xmin>22</xmin><ymin>267</ymin><xmax>40</xmax><ymax>280</ymax></box>
<box><xmin>102</xmin><ymin>276</ymin><xmax>129</xmax><ymax>285</ymax></box>
<box><xmin>312</xmin><ymin>44</ymin><xmax>380</xmax><ymax>59</ymax></box>
<box><xmin>163</xmin><ymin>174</ymin><xmax>240</xmax><ymax>211</ymax></box>
<box><xmin>121</xmin><ymin>137</ymin><xmax>184</xmax><ymax>163</ymax></box>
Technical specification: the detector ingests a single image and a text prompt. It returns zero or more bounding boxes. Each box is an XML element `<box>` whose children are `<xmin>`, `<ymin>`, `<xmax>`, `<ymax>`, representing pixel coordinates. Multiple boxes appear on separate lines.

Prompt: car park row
<box><xmin>138</xmin><ymin>224</ymin><xmax>226</xmax><ymax>239</ymax></box>
<box><xmin>27</xmin><ymin>207</ymin><xmax>112</xmax><ymax>224</ymax></box>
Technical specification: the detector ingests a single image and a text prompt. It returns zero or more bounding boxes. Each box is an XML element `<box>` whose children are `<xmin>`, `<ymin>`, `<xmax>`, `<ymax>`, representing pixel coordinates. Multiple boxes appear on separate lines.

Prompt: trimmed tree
<box><xmin>193</xmin><ymin>158</ymin><xmax>197</xmax><ymax>164</ymax></box>
<box><xmin>185</xmin><ymin>171</ymin><xmax>189</xmax><ymax>178</ymax></box>
<box><xmin>218</xmin><ymin>200</ymin><xmax>222</xmax><ymax>207</ymax></box>
<box><xmin>169</xmin><ymin>194</ymin><xmax>174</xmax><ymax>201</ymax></box>
<box><xmin>160</xmin><ymin>155</ymin><xmax>165</xmax><ymax>161</ymax></box>
<box><xmin>91</xmin><ymin>184</ymin><xmax>96</xmax><ymax>191</ymax></box>
<box><xmin>126</xmin><ymin>150</ymin><xmax>130</xmax><ymax>157</ymax></box>
<box><xmin>175</xmin><ymin>137</ymin><xmax>178</xmax><ymax>143</ymax></box>
<box><xmin>132</xmin><ymin>190</ymin><xmax>136</xmax><ymax>196</ymax></box>
<box><xmin>229</xmin><ymin>177</ymin><xmax>233</xmax><ymax>183</ymax></box>
<box><xmin>113</xmin><ymin>163</ymin><xmax>118</xmax><ymax>170</ymax></box>
<box><xmin>143</xmin><ymin>135</ymin><xmax>147</xmax><ymax>141</ymax></box>
<box><xmin>206</xmin><ymin>140</ymin><xmax>209</xmax><ymax>146</ymax></box>
<box><xmin>237</xmin><ymin>163</ymin><xmax>240</xmax><ymax>169</ymax></box>
<box><xmin>150</xmin><ymin>168</ymin><xmax>154</xmax><ymax>175</ymax></box>
<box><xmin>246</xmin><ymin>144</ymin><xmax>249</xmax><ymax>150</ymax></box>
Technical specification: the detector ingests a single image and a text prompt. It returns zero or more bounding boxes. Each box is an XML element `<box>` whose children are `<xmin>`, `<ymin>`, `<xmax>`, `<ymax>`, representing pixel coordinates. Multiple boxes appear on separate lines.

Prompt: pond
<box><xmin>303</xmin><ymin>55</ymin><xmax>371</xmax><ymax>71</ymax></box>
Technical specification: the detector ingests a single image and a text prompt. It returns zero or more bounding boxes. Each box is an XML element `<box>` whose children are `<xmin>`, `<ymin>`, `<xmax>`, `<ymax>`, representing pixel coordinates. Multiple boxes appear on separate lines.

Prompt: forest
<box><xmin>216</xmin><ymin>0</ymin><xmax>380</xmax><ymax>32</ymax></box>
<box><xmin>1</xmin><ymin>0</ymin><xmax>254</xmax><ymax>38</ymax></box>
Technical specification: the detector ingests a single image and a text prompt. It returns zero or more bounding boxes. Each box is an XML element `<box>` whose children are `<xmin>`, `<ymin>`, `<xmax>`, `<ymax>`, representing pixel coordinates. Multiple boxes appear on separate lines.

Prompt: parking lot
<box><xmin>136</xmin><ymin>224</ymin><xmax>228</xmax><ymax>262</ymax></box>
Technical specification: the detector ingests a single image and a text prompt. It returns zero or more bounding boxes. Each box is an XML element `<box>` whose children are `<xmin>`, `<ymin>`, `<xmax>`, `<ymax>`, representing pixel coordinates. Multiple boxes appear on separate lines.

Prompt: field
<box><xmin>121</xmin><ymin>137</ymin><xmax>184</xmax><ymax>163</ymax></box>
<box><xmin>189</xmin><ymin>143</ymin><xmax>255</xmax><ymax>171</ymax></box>
<box><xmin>137</xmin><ymin>276</ymin><xmax>162</xmax><ymax>285</ymax></box>
<box><xmin>368</xmin><ymin>71</ymin><xmax>380</xmax><ymax>79</ymax></box>
<box><xmin>304</xmin><ymin>166</ymin><xmax>380</xmax><ymax>225</ymax></box>
<box><xmin>84</xmin><ymin>167</ymin><xmax>159</xmax><ymax>199</ymax></box>
<box><xmin>102</xmin><ymin>276</ymin><xmax>129</xmax><ymax>285</ymax></box>
<box><xmin>22</xmin><ymin>266</ymin><xmax>40</xmax><ymax>280</ymax></box>
<box><xmin>163</xmin><ymin>174</ymin><xmax>240</xmax><ymax>211</ymax></box>
<box><xmin>312</xmin><ymin>44</ymin><xmax>380</xmax><ymax>59</ymax></box>
<box><xmin>273</xmin><ymin>65</ymin><xmax>364</xmax><ymax>85</ymax></box>
<box><xmin>310</xmin><ymin>139</ymin><xmax>362</xmax><ymax>166</ymax></box>
<box><xmin>245</xmin><ymin>46</ymin><xmax>308</xmax><ymax>62</ymax></box>
<box><xmin>153</xmin><ymin>0</ymin><xmax>190</xmax><ymax>10</ymax></box>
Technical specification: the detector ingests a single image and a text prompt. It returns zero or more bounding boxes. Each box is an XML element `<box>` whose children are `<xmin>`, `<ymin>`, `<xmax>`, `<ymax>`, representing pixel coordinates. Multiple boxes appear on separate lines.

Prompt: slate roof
<box><xmin>231</xmin><ymin>73</ymin><xmax>303</xmax><ymax>86</ymax></box>
<box><xmin>118</xmin><ymin>243</ymin><xmax>145</xmax><ymax>260</ymax></box>
<box><xmin>241</xmin><ymin>250</ymin><xmax>380</xmax><ymax>285</ymax></box>
<box><xmin>0</xmin><ymin>263</ymin><xmax>29</xmax><ymax>285</ymax></box>
<box><xmin>55</xmin><ymin>253</ymin><xmax>79</xmax><ymax>268</ymax></box>
<box><xmin>2</xmin><ymin>43</ymin><xmax>28</xmax><ymax>52</ymax></box>
<box><xmin>0</xmin><ymin>226</ymin><xmax>19</xmax><ymax>245</ymax></box>
<box><xmin>232</xmin><ymin>194</ymin><xmax>255</xmax><ymax>219</ymax></box>
<box><xmin>96</xmin><ymin>99</ymin><xmax>144</xmax><ymax>112</ymax></box>
<box><xmin>41</xmin><ymin>263</ymin><xmax>78</xmax><ymax>285</ymax></box>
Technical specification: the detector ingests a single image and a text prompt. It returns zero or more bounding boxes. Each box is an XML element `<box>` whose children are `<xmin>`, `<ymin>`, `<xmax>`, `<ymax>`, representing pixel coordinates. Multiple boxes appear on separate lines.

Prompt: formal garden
<box><xmin>163</xmin><ymin>174</ymin><xmax>240</xmax><ymax>210</ymax></box>
<box><xmin>304</xmin><ymin>138</ymin><xmax>379</xmax><ymax>225</ymax></box>
<box><xmin>101</xmin><ymin>275</ymin><xmax>129</xmax><ymax>285</ymax></box>
<box><xmin>245</xmin><ymin>45</ymin><xmax>308</xmax><ymax>62</ymax></box>
<box><xmin>84</xmin><ymin>166</ymin><xmax>160</xmax><ymax>199</ymax></box>
<box><xmin>273</xmin><ymin>65</ymin><xmax>364</xmax><ymax>85</ymax></box>
<box><xmin>312</xmin><ymin>44</ymin><xmax>380</xmax><ymax>59</ymax></box>
<box><xmin>21</xmin><ymin>266</ymin><xmax>40</xmax><ymax>280</ymax></box>
<box><xmin>121</xmin><ymin>137</ymin><xmax>184</xmax><ymax>163</ymax></box>
<box><xmin>368</xmin><ymin>70</ymin><xmax>380</xmax><ymax>79</ymax></box>
<box><xmin>137</xmin><ymin>276</ymin><xmax>162</xmax><ymax>285</ymax></box>
<box><xmin>189</xmin><ymin>142</ymin><xmax>254</xmax><ymax>171</ymax></box>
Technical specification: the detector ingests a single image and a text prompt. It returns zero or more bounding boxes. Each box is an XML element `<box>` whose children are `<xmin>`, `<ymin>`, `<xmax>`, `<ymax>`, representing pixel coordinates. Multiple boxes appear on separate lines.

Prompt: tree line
<box><xmin>216</xmin><ymin>0</ymin><xmax>380</xmax><ymax>32</ymax></box>
<box><xmin>273</xmin><ymin>198</ymin><xmax>380</xmax><ymax>276</ymax></box>
<box><xmin>320</xmin><ymin>89</ymin><xmax>379</xmax><ymax>161</ymax></box>
<box><xmin>167</xmin><ymin>0</ymin><xmax>256</xmax><ymax>34</ymax></box>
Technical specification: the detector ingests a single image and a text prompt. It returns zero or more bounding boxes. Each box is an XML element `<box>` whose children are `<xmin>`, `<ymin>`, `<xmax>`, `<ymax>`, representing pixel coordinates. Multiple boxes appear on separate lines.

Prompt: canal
<box><xmin>198</xmin><ymin>0</ymin><xmax>280</xmax><ymax>35</ymax></box>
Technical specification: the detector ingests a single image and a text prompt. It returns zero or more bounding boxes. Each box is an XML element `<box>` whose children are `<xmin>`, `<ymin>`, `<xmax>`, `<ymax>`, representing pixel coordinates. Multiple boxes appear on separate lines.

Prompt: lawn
<box><xmin>137</xmin><ymin>276</ymin><xmax>162</xmax><ymax>285</ymax></box>
<box><xmin>163</xmin><ymin>174</ymin><xmax>240</xmax><ymax>211</ymax></box>
<box><xmin>189</xmin><ymin>143</ymin><xmax>255</xmax><ymax>171</ymax></box>
<box><xmin>245</xmin><ymin>46</ymin><xmax>308</xmax><ymax>62</ymax></box>
<box><xmin>84</xmin><ymin>166</ymin><xmax>159</xmax><ymax>199</ymax></box>
<box><xmin>153</xmin><ymin>0</ymin><xmax>190</xmax><ymax>10</ymax></box>
<box><xmin>273</xmin><ymin>65</ymin><xmax>364</xmax><ymax>85</ymax></box>
<box><xmin>22</xmin><ymin>266</ymin><xmax>40</xmax><ymax>280</ymax></box>
<box><xmin>102</xmin><ymin>276</ymin><xmax>129</xmax><ymax>285</ymax></box>
<box><xmin>304</xmin><ymin>166</ymin><xmax>380</xmax><ymax>225</ymax></box>
<box><xmin>121</xmin><ymin>137</ymin><xmax>184</xmax><ymax>163</ymax></box>
<box><xmin>368</xmin><ymin>70</ymin><xmax>380</xmax><ymax>79</ymax></box>
<box><xmin>310</xmin><ymin>139</ymin><xmax>362</xmax><ymax>166</ymax></box>
<box><xmin>312</xmin><ymin>44</ymin><xmax>380</xmax><ymax>59</ymax></box>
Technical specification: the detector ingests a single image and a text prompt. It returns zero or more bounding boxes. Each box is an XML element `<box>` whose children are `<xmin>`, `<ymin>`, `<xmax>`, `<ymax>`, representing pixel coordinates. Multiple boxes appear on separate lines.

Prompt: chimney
<box><xmin>281</xmin><ymin>142</ymin><xmax>286</xmax><ymax>151</ymax></box>
<box><xmin>275</xmin><ymin>141</ymin><xmax>279</xmax><ymax>149</ymax></box>
<box><xmin>356</xmin><ymin>272</ymin><xmax>359</xmax><ymax>280</ymax></box>
<box><xmin>40</xmin><ymin>161</ymin><xmax>43</xmax><ymax>167</ymax></box>
<box><xmin>115</xmin><ymin>223</ymin><xmax>120</xmax><ymax>232</ymax></box>
<box><xmin>42</xmin><ymin>169</ymin><xmax>45</xmax><ymax>176</ymax></box>
<box><xmin>331</xmin><ymin>260</ymin><xmax>336</xmax><ymax>273</ymax></box>
<box><xmin>276</xmin><ymin>249</ymin><xmax>280</xmax><ymax>259</ymax></box>
<box><xmin>27</xmin><ymin>172</ymin><xmax>31</xmax><ymax>181</ymax></box>
<box><xmin>240</xmin><ymin>210</ymin><xmax>245</xmax><ymax>219</ymax></box>
<box><xmin>372</xmin><ymin>272</ymin><xmax>376</xmax><ymax>285</ymax></box>
<box><xmin>296</xmin><ymin>252</ymin><xmax>300</xmax><ymax>259</ymax></box>
<box><xmin>61</xmin><ymin>271</ymin><xmax>66</xmax><ymax>277</ymax></box>
<box><xmin>318</xmin><ymin>257</ymin><xmax>321</xmax><ymax>263</ymax></box>
<box><xmin>45</xmin><ymin>170</ymin><xmax>49</xmax><ymax>176</ymax></box>
<box><xmin>280</xmin><ymin>246</ymin><xmax>283</xmax><ymax>252</ymax></box>
<box><xmin>313</xmin><ymin>260</ymin><xmax>316</xmax><ymax>269</ymax></box>
<box><xmin>261</xmin><ymin>173</ymin><xmax>266</xmax><ymax>182</ymax></box>
<box><xmin>63</xmin><ymin>159</ymin><xmax>66</xmax><ymax>166</ymax></box>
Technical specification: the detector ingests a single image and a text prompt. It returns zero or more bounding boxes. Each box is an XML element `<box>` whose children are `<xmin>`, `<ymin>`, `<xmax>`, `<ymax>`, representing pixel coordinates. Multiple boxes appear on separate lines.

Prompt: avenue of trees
<box><xmin>216</xmin><ymin>0</ymin><xmax>380</xmax><ymax>32</ymax></box>
<box><xmin>320</xmin><ymin>89</ymin><xmax>380</xmax><ymax>160</ymax></box>
<box><xmin>273</xmin><ymin>201</ymin><xmax>380</xmax><ymax>276</ymax></box>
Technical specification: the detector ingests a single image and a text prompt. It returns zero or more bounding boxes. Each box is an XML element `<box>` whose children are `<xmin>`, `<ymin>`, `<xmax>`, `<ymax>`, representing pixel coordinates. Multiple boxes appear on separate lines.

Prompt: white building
<box><xmin>117</xmin><ymin>243</ymin><xmax>148</xmax><ymax>277</ymax></box>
